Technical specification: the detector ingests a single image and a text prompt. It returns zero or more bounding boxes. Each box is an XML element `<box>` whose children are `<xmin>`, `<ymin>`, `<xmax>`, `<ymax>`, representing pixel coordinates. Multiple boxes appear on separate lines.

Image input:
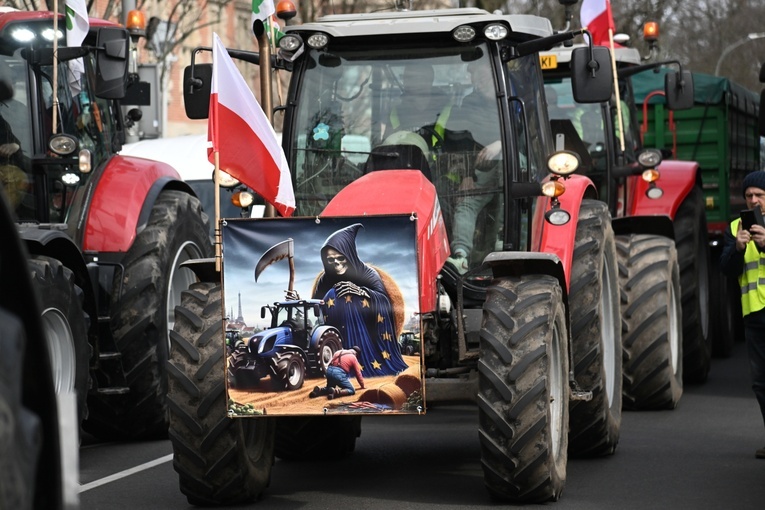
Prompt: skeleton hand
<box><xmin>285</xmin><ymin>289</ymin><xmax>301</xmax><ymax>301</ymax></box>
<box><xmin>334</xmin><ymin>281</ymin><xmax>370</xmax><ymax>298</ymax></box>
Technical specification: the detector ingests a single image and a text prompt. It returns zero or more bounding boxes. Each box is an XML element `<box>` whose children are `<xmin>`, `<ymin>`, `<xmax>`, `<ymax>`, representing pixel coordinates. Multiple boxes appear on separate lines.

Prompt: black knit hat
<box><xmin>352</xmin><ymin>346</ymin><xmax>361</xmax><ymax>356</ymax></box>
<box><xmin>743</xmin><ymin>171</ymin><xmax>765</xmax><ymax>196</ymax></box>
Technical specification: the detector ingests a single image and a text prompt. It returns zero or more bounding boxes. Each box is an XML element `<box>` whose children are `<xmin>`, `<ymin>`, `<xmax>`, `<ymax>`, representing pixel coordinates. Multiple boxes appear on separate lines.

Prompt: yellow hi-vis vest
<box><xmin>389</xmin><ymin>103</ymin><xmax>453</xmax><ymax>149</ymax></box>
<box><xmin>732</xmin><ymin>218</ymin><xmax>765</xmax><ymax>316</ymax></box>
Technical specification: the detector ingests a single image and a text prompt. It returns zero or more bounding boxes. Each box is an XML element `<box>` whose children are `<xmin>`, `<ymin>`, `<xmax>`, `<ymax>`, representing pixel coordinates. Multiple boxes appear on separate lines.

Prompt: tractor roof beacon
<box><xmin>0</xmin><ymin>8</ymin><xmax>212</xmax><ymax>444</ymax></box>
<box><xmin>168</xmin><ymin>4</ymin><xmax>622</xmax><ymax>505</ymax></box>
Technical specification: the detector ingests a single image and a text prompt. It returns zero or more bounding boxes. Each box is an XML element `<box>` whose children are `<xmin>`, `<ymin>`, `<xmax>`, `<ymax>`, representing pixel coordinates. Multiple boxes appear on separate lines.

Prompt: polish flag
<box><xmin>208</xmin><ymin>33</ymin><xmax>295</xmax><ymax>217</ymax></box>
<box><xmin>580</xmin><ymin>0</ymin><xmax>616</xmax><ymax>46</ymax></box>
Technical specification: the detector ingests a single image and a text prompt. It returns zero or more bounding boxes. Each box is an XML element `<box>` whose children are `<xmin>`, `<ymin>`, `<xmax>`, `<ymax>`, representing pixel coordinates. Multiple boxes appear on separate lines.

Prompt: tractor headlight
<box><xmin>213</xmin><ymin>169</ymin><xmax>240</xmax><ymax>188</ymax></box>
<box><xmin>484</xmin><ymin>24</ymin><xmax>508</xmax><ymax>41</ymax></box>
<box><xmin>49</xmin><ymin>134</ymin><xmax>77</xmax><ymax>156</ymax></box>
<box><xmin>453</xmin><ymin>25</ymin><xmax>476</xmax><ymax>42</ymax></box>
<box><xmin>547</xmin><ymin>150</ymin><xmax>580</xmax><ymax>176</ymax></box>
<box><xmin>637</xmin><ymin>148</ymin><xmax>662</xmax><ymax>168</ymax></box>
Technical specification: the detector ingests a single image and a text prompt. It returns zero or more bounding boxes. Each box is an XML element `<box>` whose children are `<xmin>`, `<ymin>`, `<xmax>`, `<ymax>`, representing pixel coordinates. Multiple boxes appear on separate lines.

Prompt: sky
<box><xmin>221</xmin><ymin>215</ymin><xmax>421</xmax><ymax>330</ymax></box>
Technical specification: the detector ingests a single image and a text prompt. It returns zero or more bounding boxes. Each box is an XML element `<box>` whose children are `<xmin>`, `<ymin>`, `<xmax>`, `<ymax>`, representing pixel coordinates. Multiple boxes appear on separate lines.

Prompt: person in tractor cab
<box><xmin>719</xmin><ymin>170</ymin><xmax>765</xmax><ymax>459</ymax></box>
<box><xmin>445</xmin><ymin>59</ymin><xmax>503</xmax><ymax>274</ymax></box>
<box><xmin>384</xmin><ymin>63</ymin><xmax>453</xmax><ymax>151</ymax></box>
<box><xmin>309</xmin><ymin>345</ymin><xmax>366</xmax><ymax>400</ymax></box>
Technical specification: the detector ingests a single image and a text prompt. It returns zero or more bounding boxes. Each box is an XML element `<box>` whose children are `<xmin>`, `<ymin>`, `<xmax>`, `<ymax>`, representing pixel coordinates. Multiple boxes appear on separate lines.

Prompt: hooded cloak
<box><xmin>313</xmin><ymin>223</ymin><xmax>409</xmax><ymax>377</ymax></box>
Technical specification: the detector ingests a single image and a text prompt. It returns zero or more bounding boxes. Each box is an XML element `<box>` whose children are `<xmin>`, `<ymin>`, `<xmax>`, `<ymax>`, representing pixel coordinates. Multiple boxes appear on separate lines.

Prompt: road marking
<box><xmin>79</xmin><ymin>453</ymin><xmax>173</xmax><ymax>493</ymax></box>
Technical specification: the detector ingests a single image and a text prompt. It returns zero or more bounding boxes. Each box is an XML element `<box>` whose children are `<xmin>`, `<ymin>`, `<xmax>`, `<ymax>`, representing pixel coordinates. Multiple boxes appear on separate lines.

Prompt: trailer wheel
<box><xmin>275</xmin><ymin>416</ymin><xmax>362</xmax><ymax>460</ymax></box>
<box><xmin>29</xmin><ymin>256</ymin><xmax>90</xmax><ymax>426</ymax></box>
<box><xmin>85</xmin><ymin>190</ymin><xmax>211</xmax><ymax>440</ymax></box>
<box><xmin>616</xmin><ymin>234</ymin><xmax>683</xmax><ymax>409</ymax></box>
<box><xmin>567</xmin><ymin>200</ymin><xmax>622</xmax><ymax>457</ymax></box>
<box><xmin>478</xmin><ymin>275</ymin><xmax>569</xmax><ymax>503</ymax></box>
<box><xmin>313</xmin><ymin>330</ymin><xmax>341</xmax><ymax>377</ymax></box>
<box><xmin>674</xmin><ymin>186</ymin><xmax>711</xmax><ymax>382</ymax></box>
<box><xmin>272</xmin><ymin>353</ymin><xmax>305</xmax><ymax>391</ymax></box>
<box><xmin>167</xmin><ymin>282</ymin><xmax>275</xmax><ymax>506</ymax></box>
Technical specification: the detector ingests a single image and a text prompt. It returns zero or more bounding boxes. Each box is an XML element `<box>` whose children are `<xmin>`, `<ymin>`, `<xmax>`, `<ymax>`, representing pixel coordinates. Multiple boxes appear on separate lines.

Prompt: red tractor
<box><xmin>168</xmin><ymin>5</ymin><xmax>621</xmax><ymax>505</ymax></box>
<box><xmin>0</xmin><ymin>8</ymin><xmax>211</xmax><ymax>442</ymax></box>
<box><xmin>541</xmin><ymin>2</ymin><xmax>708</xmax><ymax>408</ymax></box>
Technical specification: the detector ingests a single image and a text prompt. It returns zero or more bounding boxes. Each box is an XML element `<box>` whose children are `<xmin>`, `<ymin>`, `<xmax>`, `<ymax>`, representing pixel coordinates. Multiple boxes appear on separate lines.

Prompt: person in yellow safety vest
<box><xmin>385</xmin><ymin>64</ymin><xmax>453</xmax><ymax>152</ymax></box>
<box><xmin>444</xmin><ymin>59</ymin><xmax>503</xmax><ymax>275</ymax></box>
<box><xmin>720</xmin><ymin>170</ymin><xmax>765</xmax><ymax>460</ymax></box>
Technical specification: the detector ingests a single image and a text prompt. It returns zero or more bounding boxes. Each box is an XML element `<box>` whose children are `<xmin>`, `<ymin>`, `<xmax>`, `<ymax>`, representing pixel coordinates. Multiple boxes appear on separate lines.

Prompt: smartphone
<box><xmin>741</xmin><ymin>209</ymin><xmax>759</xmax><ymax>231</ymax></box>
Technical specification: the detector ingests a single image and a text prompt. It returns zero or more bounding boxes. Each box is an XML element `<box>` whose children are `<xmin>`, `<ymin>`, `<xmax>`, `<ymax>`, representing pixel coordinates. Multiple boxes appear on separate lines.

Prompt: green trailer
<box><xmin>633</xmin><ymin>70</ymin><xmax>761</xmax><ymax>357</ymax></box>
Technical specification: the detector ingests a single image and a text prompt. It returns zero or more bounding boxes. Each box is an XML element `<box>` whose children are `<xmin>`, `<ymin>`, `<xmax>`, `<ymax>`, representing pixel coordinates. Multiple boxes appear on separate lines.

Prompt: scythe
<box><xmin>254</xmin><ymin>238</ymin><xmax>295</xmax><ymax>291</ymax></box>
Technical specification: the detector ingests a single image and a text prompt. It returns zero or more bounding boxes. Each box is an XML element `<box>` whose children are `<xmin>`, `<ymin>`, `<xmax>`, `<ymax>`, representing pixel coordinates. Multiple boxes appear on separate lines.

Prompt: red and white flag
<box><xmin>208</xmin><ymin>33</ymin><xmax>295</xmax><ymax>216</ymax></box>
<box><xmin>580</xmin><ymin>0</ymin><xmax>615</xmax><ymax>46</ymax></box>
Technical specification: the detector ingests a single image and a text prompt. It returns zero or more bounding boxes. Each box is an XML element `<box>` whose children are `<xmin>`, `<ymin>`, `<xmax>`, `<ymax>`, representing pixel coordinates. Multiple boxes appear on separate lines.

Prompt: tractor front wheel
<box><xmin>167</xmin><ymin>282</ymin><xmax>275</xmax><ymax>506</ymax></box>
<box><xmin>617</xmin><ymin>234</ymin><xmax>683</xmax><ymax>410</ymax></box>
<box><xmin>478</xmin><ymin>275</ymin><xmax>569</xmax><ymax>503</ymax></box>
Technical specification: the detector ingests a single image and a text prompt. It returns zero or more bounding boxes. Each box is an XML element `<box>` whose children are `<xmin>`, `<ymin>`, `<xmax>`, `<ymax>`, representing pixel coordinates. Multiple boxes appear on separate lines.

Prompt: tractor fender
<box><xmin>611</xmin><ymin>215</ymin><xmax>675</xmax><ymax>239</ymax></box>
<box><xmin>532</xmin><ymin>174</ymin><xmax>597</xmax><ymax>290</ymax></box>
<box><xmin>18</xmin><ymin>227</ymin><xmax>97</xmax><ymax>335</ymax></box>
<box><xmin>482</xmin><ymin>251</ymin><xmax>569</xmax><ymax>309</ymax></box>
<box><xmin>309</xmin><ymin>325</ymin><xmax>341</xmax><ymax>350</ymax></box>
<box><xmin>82</xmin><ymin>155</ymin><xmax>196</xmax><ymax>253</ymax></box>
<box><xmin>628</xmin><ymin>160</ymin><xmax>699</xmax><ymax>219</ymax></box>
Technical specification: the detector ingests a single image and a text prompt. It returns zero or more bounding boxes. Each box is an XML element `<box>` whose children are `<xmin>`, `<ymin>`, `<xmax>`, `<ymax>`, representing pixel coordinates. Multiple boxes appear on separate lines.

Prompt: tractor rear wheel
<box><xmin>675</xmin><ymin>186</ymin><xmax>711</xmax><ymax>382</ymax></box>
<box><xmin>313</xmin><ymin>330</ymin><xmax>341</xmax><ymax>377</ymax></box>
<box><xmin>478</xmin><ymin>275</ymin><xmax>569</xmax><ymax>503</ymax></box>
<box><xmin>29</xmin><ymin>256</ymin><xmax>90</xmax><ymax>426</ymax></box>
<box><xmin>567</xmin><ymin>200</ymin><xmax>622</xmax><ymax>457</ymax></box>
<box><xmin>616</xmin><ymin>234</ymin><xmax>683</xmax><ymax>409</ymax></box>
<box><xmin>167</xmin><ymin>282</ymin><xmax>275</xmax><ymax>506</ymax></box>
<box><xmin>85</xmin><ymin>190</ymin><xmax>210</xmax><ymax>440</ymax></box>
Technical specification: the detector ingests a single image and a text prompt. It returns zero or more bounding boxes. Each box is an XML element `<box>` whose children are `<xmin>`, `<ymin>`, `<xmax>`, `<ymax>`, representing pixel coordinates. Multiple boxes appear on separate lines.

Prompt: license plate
<box><xmin>540</xmin><ymin>54</ymin><xmax>557</xmax><ymax>70</ymax></box>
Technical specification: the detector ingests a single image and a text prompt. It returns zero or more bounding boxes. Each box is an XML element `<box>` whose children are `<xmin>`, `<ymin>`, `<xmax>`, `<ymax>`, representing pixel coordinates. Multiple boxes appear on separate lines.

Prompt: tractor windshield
<box><xmin>543</xmin><ymin>76</ymin><xmax>641</xmax><ymax>195</ymax></box>
<box><xmin>0</xmin><ymin>34</ymin><xmax>117</xmax><ymax>233</ymax></box>
<box><xmin>289</xmin><ymin>42</ymin><xmax>514</xmax><ymax>274</ymax></box>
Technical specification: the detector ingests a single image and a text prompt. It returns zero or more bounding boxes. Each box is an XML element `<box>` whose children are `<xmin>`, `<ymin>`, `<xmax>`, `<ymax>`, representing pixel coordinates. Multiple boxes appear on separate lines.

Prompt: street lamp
<box><xmin>715</xmin><ymin>32</ymin><xmax>765</xmax><ymax>76</ymax></box>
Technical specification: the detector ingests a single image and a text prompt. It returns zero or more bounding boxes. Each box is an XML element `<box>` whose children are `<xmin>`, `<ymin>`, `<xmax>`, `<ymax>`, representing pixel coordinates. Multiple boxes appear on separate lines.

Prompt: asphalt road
<box><xmin>79</xmin><ymin>342</ymin><xmax>765</xmax><ymax>509</ymax></box>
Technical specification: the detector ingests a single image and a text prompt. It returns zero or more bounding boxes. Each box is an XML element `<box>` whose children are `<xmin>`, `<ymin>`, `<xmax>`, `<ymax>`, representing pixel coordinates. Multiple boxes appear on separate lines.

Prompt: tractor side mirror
<box><xmin>665</xmin><ymin>71</ymin><xmax>694</xmax><ymax>111</ymax></box>
<box><xmin>261</xmin><ymin>306</ymin><xmax>267</xmax><ymax>319</ymax></box>
<box><xmin>95</xmin><ymin>27</ymin><xmax>129</xmax><ymax>99</ymax></box>
<box><xmin>184</xmin><ymin>63</ymin><xmax>212</xmax><ymax>119</ymax></box>
<box><xmin>570</xmin><ymin>46</ymin><xmax>613</xmax><ymax>103</ymax></box>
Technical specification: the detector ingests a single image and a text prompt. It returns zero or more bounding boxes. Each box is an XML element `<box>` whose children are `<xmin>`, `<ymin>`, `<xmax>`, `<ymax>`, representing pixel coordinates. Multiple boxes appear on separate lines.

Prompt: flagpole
<box><xmin>255</xmin><ymin>20</ymin><xmax>276</xmax><ymax>218</ymax></box>
<box><xmin>52</xmin><ymin>0</ymin><xmax>59</xmax><ymax>134</ymax></box>
<box><xmin>608</xmin><ymin>27</ymin><xmax>625</xmax><ymax>153</ymax></box>
<box><xmin>214</xmin><ymin>151</ymin><xmax>222</xmax><ymax>272</ymax></box>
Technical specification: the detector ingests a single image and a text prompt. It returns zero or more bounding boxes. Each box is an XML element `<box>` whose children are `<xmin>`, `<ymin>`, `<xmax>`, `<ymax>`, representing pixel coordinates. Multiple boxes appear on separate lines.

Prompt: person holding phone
<box><xmin>720</xmin><ymin>171</ymin><xmax>765</xmax><ymax>459</ymax></box>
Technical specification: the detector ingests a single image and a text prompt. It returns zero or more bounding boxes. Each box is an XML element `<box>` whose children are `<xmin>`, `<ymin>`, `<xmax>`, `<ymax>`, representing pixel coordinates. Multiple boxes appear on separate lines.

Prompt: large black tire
<box><xmin>85</xmin><ymin>190</ymin><xmax>211</xmax><ymax>440</ymax></box>
<box><xmin>272</xmin><ymin>353</ymin><xmax>305</xmax><ymax>391</ymax></box>
<box><xmin>616</xmin><ymin>234</ymin><xmax>683</xmax><ymax>410</ymax></box>
<box><xmin>674</xmin><ymin>186</ymin><xmax>711</xmax><ymax>383</ymax></box>
<box><xmin>167</xmin><ymin>282</ymin><xmax>275</xmax><ymax>506</ymax></box>
<box><xmin>0</xmin><ymin>308</ymin><xmax>40</xmax><ymax>509</ymax></box>
<box><xmin>28</xmin><ymin>256</ymin><xmax>90</xmax><ymax>426</ymax></box>
<box><xmin>275</xmin><ymin>416</ymin><xmax>362</xmax><ymax>460</ymax></box>
<box><xmin>478</xmin><ymin>275</ymin><xmax>569</xmax><ymax>503</ymax></box>
<box><xmin>311</xmin><ymin>330</ymin><xmax>342</xmax><ymax>377</ymax></box>
<box><xmin>567</xmin><ymin>200</ymin><xmax>622</xmax><ymax>457</ymax></box>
